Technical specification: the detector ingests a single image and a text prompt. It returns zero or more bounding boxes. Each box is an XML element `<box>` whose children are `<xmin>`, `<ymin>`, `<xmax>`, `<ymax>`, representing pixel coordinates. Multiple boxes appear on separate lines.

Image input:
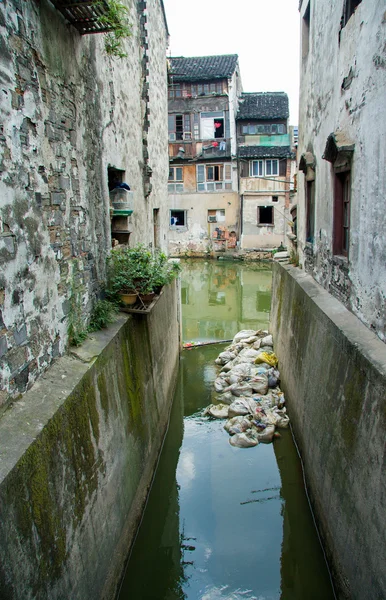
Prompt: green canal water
<box><xmin>117</xmin><ymin>260</ymin><xmax>335</xmax><ymax>600</ymax></box>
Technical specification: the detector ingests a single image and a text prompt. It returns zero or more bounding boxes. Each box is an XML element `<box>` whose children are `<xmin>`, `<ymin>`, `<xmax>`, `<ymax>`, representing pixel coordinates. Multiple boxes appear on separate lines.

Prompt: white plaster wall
<box><xmin>168</xmin><ymin>191</ymin><xmax>239</xmax><ymax>255</ymax></box>
<box><xmin>297</xmin><ymin>0</ymin><xmax>386</xmax><ymax>340</ymax></box>
<box><xmin>241</xmin><ymin>194</ymin><xmax>287</xmax><ymax>249</ymax></box>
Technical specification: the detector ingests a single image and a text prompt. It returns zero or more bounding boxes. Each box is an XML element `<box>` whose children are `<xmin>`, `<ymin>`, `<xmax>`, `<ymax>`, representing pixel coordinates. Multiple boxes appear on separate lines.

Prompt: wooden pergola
<box><xmin>49</xmin><ymin>0</ymin><xmax>114</xmax><ymax>34</ymax></box>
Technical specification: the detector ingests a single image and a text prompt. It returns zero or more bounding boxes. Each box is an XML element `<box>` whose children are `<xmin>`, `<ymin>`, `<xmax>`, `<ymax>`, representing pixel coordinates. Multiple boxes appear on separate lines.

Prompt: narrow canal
<box><xmin>117</xmin><ymin>260</ymin><xmax>335</xmax><ymax>600</ymax></box>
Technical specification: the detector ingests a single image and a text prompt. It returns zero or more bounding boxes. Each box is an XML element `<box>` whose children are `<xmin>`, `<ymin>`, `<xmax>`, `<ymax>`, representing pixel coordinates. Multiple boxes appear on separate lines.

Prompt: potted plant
<box><xmin>107</xmin><ymin>244</ymin><xmax>181</xmax><ymax>306</ymax></box>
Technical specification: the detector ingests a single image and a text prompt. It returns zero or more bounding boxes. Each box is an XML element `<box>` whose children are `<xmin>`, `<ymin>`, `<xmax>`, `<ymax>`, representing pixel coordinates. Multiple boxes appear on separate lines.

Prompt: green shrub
<box><xmin>88</xmin><ymin>300</ymin><xmax>118</xmax><ymax>332</ymax></box>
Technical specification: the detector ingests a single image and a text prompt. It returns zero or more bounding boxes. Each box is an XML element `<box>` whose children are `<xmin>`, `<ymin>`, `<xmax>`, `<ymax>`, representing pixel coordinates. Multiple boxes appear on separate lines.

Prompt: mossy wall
<box><xmin>271</xmin><ymin>263</ymin><xmax>386</xmax><ymax>600</ymax></box>
<box><xmin>0</xmin><ymin>282</ymin><xmax>180</xmax><ymax>600</ymax></box>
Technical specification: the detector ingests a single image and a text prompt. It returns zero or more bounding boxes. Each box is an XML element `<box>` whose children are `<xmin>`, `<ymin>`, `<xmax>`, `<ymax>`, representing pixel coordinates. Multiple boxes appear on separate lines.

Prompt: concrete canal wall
<box><xmin>0</xmin><ymin>283</ymin><xmax>180</xmax><ymax>600</ymax></box>
<box><xmin>271</xmin><ymin>263</ymin><xmax>386</xmax><ymax>600</ymax></box>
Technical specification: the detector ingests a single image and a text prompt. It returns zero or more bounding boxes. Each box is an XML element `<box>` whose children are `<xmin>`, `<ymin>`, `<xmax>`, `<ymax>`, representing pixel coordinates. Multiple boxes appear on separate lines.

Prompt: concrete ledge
<box><xmin>271</xmin><ymin>263</ymin><xmax>386</xmax><ymax>600</ymax></box>
<box><xmin>0</xmin><ymin>283</ymin><xmax>180</xmax><ymax>600</ymax></box>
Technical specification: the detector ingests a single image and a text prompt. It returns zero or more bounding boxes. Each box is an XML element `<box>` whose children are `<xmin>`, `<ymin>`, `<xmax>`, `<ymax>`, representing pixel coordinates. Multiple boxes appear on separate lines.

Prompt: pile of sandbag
<box><xmin>203</xmin><ymin>329</ymin><xmax>289</xmax><ymax>448</ymax></box>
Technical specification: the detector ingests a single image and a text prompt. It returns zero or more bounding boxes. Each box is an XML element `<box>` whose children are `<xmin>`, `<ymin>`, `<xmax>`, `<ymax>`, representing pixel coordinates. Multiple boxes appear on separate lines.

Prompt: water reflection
<box><xmin>181</xmin><ymin>260</ymin><xmax>272</xmax><ymax>342</ymax></box>
<box><xmin>117</xmin><ymin>261</ymin><xmax>334</xmax><ymax>600</ymax></box>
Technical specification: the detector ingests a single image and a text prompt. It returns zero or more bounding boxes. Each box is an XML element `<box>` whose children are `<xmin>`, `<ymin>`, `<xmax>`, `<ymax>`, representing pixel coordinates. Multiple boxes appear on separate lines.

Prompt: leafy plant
<box><xmin>107</xmin><ymin>244</ymin><xmax>180</xmax><ymax>298</ymax></box>
<box><xmin>88</xmin><ymin>299</ymin><xmax>118</xmax><ymax>332</ymax></box>
<box><xmin>68</xmin><ymin>287</ymin><xmax>88</xmax><ymax>347</ymax></box>
<box><xmin>289</xmin><ymin>248</ymin><xmax>300</xmax><ymax>267</ymax></box>
<box><xmin>97</xmin><ymin>0</ymin><xmax>132</xmax><ymax>58</ymax></box>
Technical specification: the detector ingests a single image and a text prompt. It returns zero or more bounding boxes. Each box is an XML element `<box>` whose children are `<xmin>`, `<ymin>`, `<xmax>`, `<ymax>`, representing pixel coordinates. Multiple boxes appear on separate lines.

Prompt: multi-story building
<box><xmin>297</xmin><ymin>0</ymin><xmax>386</xmax><ymax>341</ymax></box>
<box><xmin>167</xmin><ymin>55</ymin><xmax>242</xmax><ymax>255</ymax></box>
<box><xmin>236</xmin><ymin>93</ymin><xmax>293</xmax><ymax>249</ymax></box>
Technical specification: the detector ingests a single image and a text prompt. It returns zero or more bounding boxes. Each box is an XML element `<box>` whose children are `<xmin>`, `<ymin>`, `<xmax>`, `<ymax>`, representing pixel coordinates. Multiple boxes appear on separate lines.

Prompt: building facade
<box><xmin>167</xmin><ymin>55</ymin><xmax>242</xmax><ymax>255</ymax></box>
<box><xmin>0</xmin><ymin>0</ymin><xmax>169</xmax><ymax>402</ymax></box>
<box><xmin>297</xmin><ymin>0</ymin><xmax>386</xmax><ymax>341</ymax></box>
<box><xmin>237</xmin><ymin>93</ymin><xmax>293</xmax><ymax>249</ymax></box>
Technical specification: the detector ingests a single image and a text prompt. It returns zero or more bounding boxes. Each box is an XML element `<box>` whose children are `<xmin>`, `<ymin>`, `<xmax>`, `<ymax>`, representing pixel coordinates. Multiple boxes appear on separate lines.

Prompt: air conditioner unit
<box><xmin>183</xmin><ymin>132</ymin><xmax>192</xmax><ymax>140</ymax></box>
<box><xmin>169</xmin><ymin>133</ymin><xmax>176</xmax><ymax>141</ymax></box>
<box><xmin>208</xmin><ymin>216</ymin><xmax>217</xmax><ymax>223</ymax></box>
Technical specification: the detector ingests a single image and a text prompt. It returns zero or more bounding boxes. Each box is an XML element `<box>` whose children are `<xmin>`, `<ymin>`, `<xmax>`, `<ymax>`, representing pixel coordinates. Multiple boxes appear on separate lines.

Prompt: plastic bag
<box><xmin>224</xmin><ymin>382</ymin><xmax>253</xmax><ymax>397</ymax></box>
<box><xmin>203</xmin><ymin>403</ymin><xmax>229</xmax><ymax>419</ymax></box>
<box><xmin>224</xmin><ymin>415</ymin><xmax>252</xmax><ymax>435</ymax></box>
<box><xmin>215</xmin><ymin>351</ymin><xmax>236</xmax><ymax>365</ymax></box>
<box><xmin>250</xmin><ymin>375</ymin><xmax>269</xmax><ymax>395</ymax></box>
<box><xmin>260</xmin><ymin>334</ymin><xmax>273</xmax><ymax>347</ymax></box>
<box><xmin>255</xmin><ymin>352</ymin><xmax>278</xmax><ymax>367</ymax></box>
<box><xmin>214</xmin><ymin>377</ymin><xmax>227</xmax><ymax>392</ymax></box>
<box><xmin>228</xmin><ymin>398</ymin><xmax>254</xmax><ymax>417</ymax></box>
<box><xmin>256</xmin><ymin>424</ymin><xmax>276</xmax><ymax>443</ymax></box>
<box><xmin>233</xmin><ymin>330</ymin><xmax>258</xmax><ymax>343</ymax></box>
<box><xmin>229</xmin><ymin>430</ymin><xmax>259</xmax><ymax>448</ymax></box>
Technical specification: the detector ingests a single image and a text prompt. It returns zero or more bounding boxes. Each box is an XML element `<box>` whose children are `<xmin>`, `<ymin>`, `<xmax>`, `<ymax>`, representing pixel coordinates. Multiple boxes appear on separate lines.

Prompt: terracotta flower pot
<box><xmin>119</xmin><ymin>292</ymin><xmax>138</xmax><ymax>305</ymax></box>
<box><xmin>139</xmin><ymin>292</ymin><xmax>155</xmax><ymax>303</ymax></box>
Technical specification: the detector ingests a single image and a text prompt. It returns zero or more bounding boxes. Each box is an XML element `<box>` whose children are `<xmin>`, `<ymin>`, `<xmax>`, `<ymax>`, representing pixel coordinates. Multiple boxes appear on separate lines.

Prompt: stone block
<box><xmin>58</xmin><ymin>176</ymin><xmax>70</xmax><ymax>190</ymax></box>
<box><xmin>0</xmin><ymin>334</ymin><xmax>7</xmax><ymax>358</ymax></box>
<box><xmin>5</xmin><ymin>345</ymin><xmax>27</xmax><ymax>375</ymax></box>
<box><xmin>13</xmin><ymin>324</ymin><xmax>27</xmax><ymax>346</ymax></box>
<box><xmin>51</xmin><ymin>192</ymin><xmax>65</xmax><ymax>206</ymax></box>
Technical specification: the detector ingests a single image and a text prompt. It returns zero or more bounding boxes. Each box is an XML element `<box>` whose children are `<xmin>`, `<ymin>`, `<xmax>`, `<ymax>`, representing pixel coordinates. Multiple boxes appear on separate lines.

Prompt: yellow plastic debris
<box><xmin>255</xmin><ymin>352</ymin><xmax>278</xmax><ymax>367</ymax></box>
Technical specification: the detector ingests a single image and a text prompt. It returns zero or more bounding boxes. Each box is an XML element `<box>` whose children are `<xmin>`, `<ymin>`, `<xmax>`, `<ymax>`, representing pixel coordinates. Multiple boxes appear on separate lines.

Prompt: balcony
<box><xmin>169</xmin><ymin>139</ymin><xmax>231</xmax><ymax>160</ymax></box>
<box><xmin>49</xmin><ymin>0</ymin><xmax>114</xmax><ymax>35</ymax></box>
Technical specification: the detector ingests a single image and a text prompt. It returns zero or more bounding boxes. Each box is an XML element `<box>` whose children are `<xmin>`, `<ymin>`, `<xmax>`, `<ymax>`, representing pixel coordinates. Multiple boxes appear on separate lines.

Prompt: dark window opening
<box><xmin>302</xmin><ymin>2</ymin><xmax>310</xmax><ymax>59</ymax></box>
<box><xmin>214</xmin><ymin>119</ymin><xmax>224</xmax><ymax>138</ymax></box>
<box><xmin>176</xmin><ymin>115</ymin><xmax>183</xmax><ymax>141</ymax></box>
<box><xmin>170</xmin><ymin>210</ymin><xmax>186</xmax><ymax>227</ymax></box>
<box><xmin>342</xmin><ymin>0</ymin><xmax>362</xmax><ymax>28</ymax></box>
<box><xmin>207</xmin><ymin>165</ymin><xmax>223</xmax><ymax>181</ymax></box>
<box><xmin>334</xmin><ymin>171</ymin><xmax>350</xmax><ymax>256</ymax></box>
<box><xmin>272</xmin><ymin>196</ymin><xmax>279</xmax><ymax>203</ymax></box>
<box><xmin>108</xmin><ymin>167</ymin><xmax>125</xmax><ymax>191</ymax></box>
<box><xmin>258</xmin><ymin>206</ymin><xmax>274</xmax><ymax>225</ymax></box>
<box><xmin>306</xmin><ymin>179</ymin><xmax>315</xmax><ymax>243</ymax></box>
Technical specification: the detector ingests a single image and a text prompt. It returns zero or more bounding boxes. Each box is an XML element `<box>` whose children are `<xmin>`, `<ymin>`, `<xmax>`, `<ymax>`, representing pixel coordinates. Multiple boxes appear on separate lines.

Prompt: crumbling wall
<box><xmin>0</xmin><ymin>0</ymin><xmax>169</xmax><ymax>403</ymax></box>
<box><xmin>271</xmin><ymin>262</ymin><xmax>386</xmax><ymax>600</ymax></box>
<box><xmin>297</xmin><ymin>1</ymin><xmax>386</xmax><ymax>341</ymax></box>
<box><xmin>0</xmin><ymin>282</ymin><xmax>180</xmax><ymax>600</ymax></box>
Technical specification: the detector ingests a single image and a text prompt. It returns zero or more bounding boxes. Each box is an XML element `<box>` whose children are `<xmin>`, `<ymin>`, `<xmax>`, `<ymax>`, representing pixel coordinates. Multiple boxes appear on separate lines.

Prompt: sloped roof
<box><xmin>169</xmin><ymin>55</ymin><xmax>238</xmax><ymax>82</ymax></box>
<box><xmin>238</xmin><ymin>146</ymin><xmax>292</xmax><ymax>159</ymax></box>
<box><xmin>237</xmin><ymin>92</ymin><xmax>289</xmax><ymax>120</ymax></box>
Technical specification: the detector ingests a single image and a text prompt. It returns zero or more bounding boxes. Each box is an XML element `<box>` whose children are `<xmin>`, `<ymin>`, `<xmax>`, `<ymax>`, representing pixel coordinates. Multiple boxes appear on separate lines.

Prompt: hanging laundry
<box><xmin>219</xmin><ymin>141</ymin><xmax>226</xmax><ymax>151</ymax></box>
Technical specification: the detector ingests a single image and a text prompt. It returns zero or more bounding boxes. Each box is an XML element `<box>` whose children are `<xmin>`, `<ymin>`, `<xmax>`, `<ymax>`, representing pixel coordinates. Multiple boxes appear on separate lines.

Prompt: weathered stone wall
<box><xmin>297</xmin><ymin>1</ymin><xmax>386</xmax><ymax>341</ymax></box>
<box><xmin>0</xmin><ymin>282</ymin><xmax>180</xmax><ymax>600</ymax></box>
<box><xmin>271</xmin><ymin>263</ymin><xmax>386</xmax><ymax>600</ymax></box>
<box><xmin>0</xmin><ymin>0</ymin><xmax>169</xmax><ymax>403</ymax></box>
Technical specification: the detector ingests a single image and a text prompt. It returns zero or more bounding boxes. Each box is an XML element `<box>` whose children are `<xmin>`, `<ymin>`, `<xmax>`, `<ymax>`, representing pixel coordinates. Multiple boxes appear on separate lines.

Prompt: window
<box><xmin>216</xmin><ymin>82</ymin><xmax>223</xmax><ymax>94</ymax></box>
<box><xmin>169</xmin><ymin>167</ymin><xmax>183</xmax><ymax>181</ymax></box>
<box><xmin>197</xmin><ymin>163</ymin><xmax>232</xmax><ymax>191</ymax></box>
<box><xmin>302</xmin><ymin>1</ymin><xmax>310</xmax><ymax>59</ymax></box>
<box><xmin>170</xmin><ymin>210</ymin><xmax>186</xmax><ymax>227</ymax></box>
<box><xmin>250</xmin><ymin>160</ymin><xmax>263</xmax><ymax>177</ymax></box>
<box><xmin>306</xmin><ymin>180</ymin><xmax>315</xmax><ymax>243</ymax></box>
<box><xmin>333</xmin><ymin>171</ymin><xmax>350</xmax><ymax>256</ymax></box>
<box><xmin>201</xmin><ymin>111</ymin><xmax>225</xmax><ymax>140</ymax></box>
<box><xmin>342</xmin><ymin>0</ymin><xmax>361</xmax><ymax>28</ymax></box>
<box><xmin>250</xmin><ymin>159</ymin><xmax>278</xmax><ymax>177</ymax></box>
<box><xmin>242</xmin><ymin>123</ymin><xmax>286</xmax><ymax>135</ymax></box>
<box><xmin>169</xmin><ymin>114</ymin><xmax>192</xmax><ymax>141</ymax></box>
<box><xmin>258</xmin><ymin>206</ymin><xmax>274</xmax><ymax>225</ymax></box>
<box><xmin>175</xmin><ymin>115</ymin><xmax>183</xmax><ymax>140</ymax></box>
<box><xmin>266</xmin><ymin>160</ymin><xmax>279</xmax><ymax>176</ymax></box>
<box><xmin>207</xmin><ymin>165</ymin><xmax>223</xmax><ymax>181</ymax></box>
<box><xmin>191</xmin><ymin>84</ymin><xmax>197</xmax><ymax>96</ymax></box>
<box><xmin>208</xmin><ymin>209</ymin><xmax>225</xmax><ymax>223</ymax></box>
<box><xmin>272</xmin><ymin>196</ymin><xmax>278</xmax><ymax>203</ymax></box>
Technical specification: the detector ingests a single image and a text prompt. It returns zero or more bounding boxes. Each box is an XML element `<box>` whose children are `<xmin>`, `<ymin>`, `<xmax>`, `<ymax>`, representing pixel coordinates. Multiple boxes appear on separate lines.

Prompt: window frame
<box><xmin>306</xmin><ymin>179</ymin><xmax>315</xmax><ymax>243</ymax></box>
<box><xmin>257</xmin><ymin>206</ymin><xmax>274</xmax><ymax>226</ymax></box>
<box><xmin>168</xmin><ymin>166</ymin><xmax>183</xmax><ymax>182</ymax></box>
<box><xmin>170</xmin><ymin>209</ymin><xmax>187</xmax><ymax>228</ymax></box>
<box><xmin>333</xmin><ymin>170</ymin><xmax>351</xmax><ymax>257</ymax></box>
<box><xmin>249</xmin><ymin>159</ymin><xmax>279</xmax><ymax>177</ymax></box>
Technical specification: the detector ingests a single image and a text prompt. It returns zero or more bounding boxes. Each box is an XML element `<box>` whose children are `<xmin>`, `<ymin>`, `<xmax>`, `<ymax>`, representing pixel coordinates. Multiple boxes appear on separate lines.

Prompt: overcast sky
<box><xmin>162</xmin><ymin>0</ymin><xmax>300</xmax><ymax>125</ymax></box>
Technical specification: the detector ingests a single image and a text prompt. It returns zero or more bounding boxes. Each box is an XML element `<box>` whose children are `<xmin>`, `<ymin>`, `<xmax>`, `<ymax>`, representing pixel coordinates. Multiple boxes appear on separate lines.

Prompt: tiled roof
<box><xmin>169</xmin><ymin>55</ymin><xmax>238</xmax><ymax>82</ymax></box>
<box><xmin>238</xmin><ymin>146</ymin><xmax>292</xmax><ymax>159</ymax></box>
<box><xmin>237</xmin><ymin>93</ymin><xmax>289</xmax><ymax>120</ymax></box>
